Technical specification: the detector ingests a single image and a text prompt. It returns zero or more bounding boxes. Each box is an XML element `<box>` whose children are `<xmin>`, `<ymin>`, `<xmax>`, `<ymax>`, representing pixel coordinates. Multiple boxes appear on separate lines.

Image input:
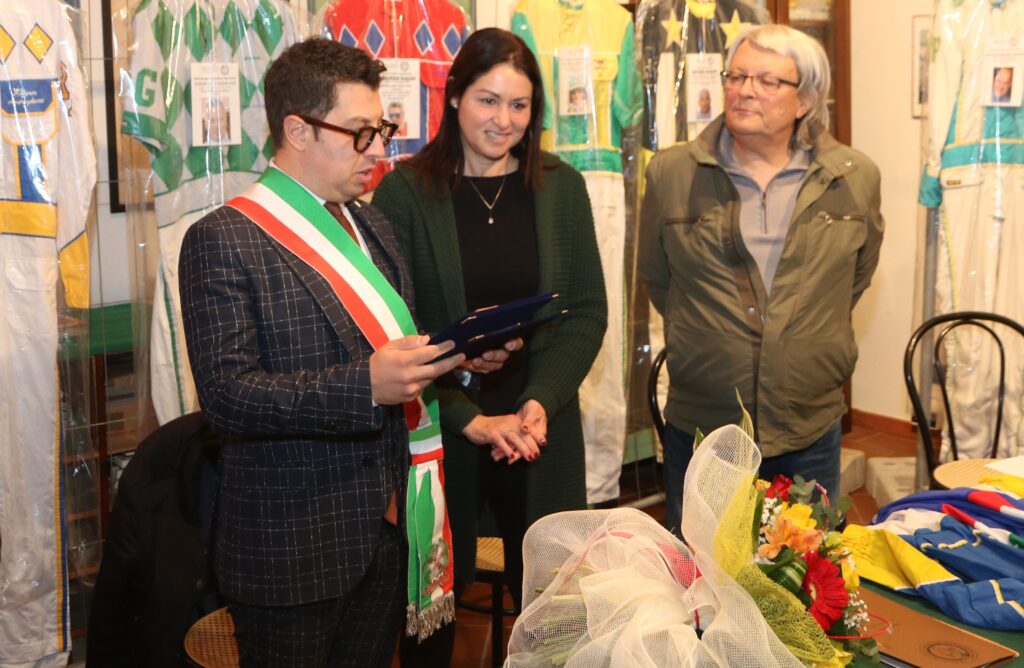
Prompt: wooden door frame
<box><xmin>763</xmin><ymin>0</ymin><xmax>850</xmax><ymax>145</ymax></box>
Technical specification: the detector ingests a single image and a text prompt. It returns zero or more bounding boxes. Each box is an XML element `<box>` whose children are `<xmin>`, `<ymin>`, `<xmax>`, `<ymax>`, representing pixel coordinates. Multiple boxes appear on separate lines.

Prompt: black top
<box><xmin>452</xmin><ymin>168</ymin><xmax>539</xmax><ymax>415</ymax></box>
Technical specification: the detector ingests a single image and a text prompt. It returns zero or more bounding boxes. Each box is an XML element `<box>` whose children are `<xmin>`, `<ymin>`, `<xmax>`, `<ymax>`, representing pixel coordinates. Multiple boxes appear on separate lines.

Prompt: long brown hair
<box><xmin>405</xmin><ymin>28</ymin><xmax>546</xmax><ymax>196</ymax></box>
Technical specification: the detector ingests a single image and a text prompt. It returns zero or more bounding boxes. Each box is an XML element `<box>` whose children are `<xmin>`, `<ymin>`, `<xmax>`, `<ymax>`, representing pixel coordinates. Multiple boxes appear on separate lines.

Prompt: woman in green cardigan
<box><xmin>373</xmin><ymin>26</ymin><xmax>606</xmax><ymax>624</ymax></box>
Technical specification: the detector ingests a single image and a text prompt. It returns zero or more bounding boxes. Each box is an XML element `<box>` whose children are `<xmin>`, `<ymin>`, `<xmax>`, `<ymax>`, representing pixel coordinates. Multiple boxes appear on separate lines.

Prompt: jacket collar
<box><xmin>689</xmin><ymin>115</ymin><xmax>855</xmax><ymax>180</ymax></box>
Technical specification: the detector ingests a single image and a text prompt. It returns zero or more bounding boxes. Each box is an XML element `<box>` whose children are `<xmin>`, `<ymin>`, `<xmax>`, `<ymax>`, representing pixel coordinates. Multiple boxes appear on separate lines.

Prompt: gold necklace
<box><xmin>465</xmin><ymin>172</ymin><xmax>508</xmax><ymax>225</ymax></box>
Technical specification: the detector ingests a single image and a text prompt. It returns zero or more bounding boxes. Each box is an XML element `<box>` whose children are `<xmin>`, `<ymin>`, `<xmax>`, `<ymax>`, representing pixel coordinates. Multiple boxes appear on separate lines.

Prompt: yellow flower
<box><xmin>781</xmin><ymin>502</ymin><xmax>818</xmax><ymax>531</ymax></box>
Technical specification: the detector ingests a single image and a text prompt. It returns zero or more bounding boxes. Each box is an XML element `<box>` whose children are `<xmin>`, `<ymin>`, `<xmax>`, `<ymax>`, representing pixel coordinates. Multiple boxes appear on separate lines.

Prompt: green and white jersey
<box><xmin>122</xmin><ymin>0</ymin><xmax>298</xmax><ymax>225</ymax></box>
<box><xmin>121</xmin><ymin>0</ymin><xmax>298</xmax><ymax>423</ymax></box>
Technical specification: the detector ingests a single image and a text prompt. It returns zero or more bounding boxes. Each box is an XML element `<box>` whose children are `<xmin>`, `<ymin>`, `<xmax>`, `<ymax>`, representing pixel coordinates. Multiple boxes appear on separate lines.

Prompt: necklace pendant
<box><xmin>488</xmin><ymin>215</ymin><xmax>495</xmax><ymax>225</ymax></box>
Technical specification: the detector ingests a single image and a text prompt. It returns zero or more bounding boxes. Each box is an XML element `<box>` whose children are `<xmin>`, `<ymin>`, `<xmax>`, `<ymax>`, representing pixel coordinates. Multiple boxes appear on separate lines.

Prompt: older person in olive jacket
<box><xmin>372</xmin><ymin>29</ymin><xmax>606</xmax><ymax>624</ymax></box>
<box><xmin>640</xmin><ymin>24</ymin><xmax>884</xmax><ymax>537</ymax></box>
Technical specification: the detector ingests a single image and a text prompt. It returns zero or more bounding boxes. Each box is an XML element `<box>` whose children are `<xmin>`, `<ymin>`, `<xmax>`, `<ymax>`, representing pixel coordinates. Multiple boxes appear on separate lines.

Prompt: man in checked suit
<box><xmin>179</xmin><ymin>39</ymin><xmax>518</xmax><ymax>666</ymax></box>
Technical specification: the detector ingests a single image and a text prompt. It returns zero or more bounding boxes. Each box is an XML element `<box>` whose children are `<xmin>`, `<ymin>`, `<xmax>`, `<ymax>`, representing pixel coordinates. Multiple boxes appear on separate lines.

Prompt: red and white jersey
<box><xmin>323</xmin><ymin>0</ymin><xmax>469</xmax><ymax>190</ymax></box>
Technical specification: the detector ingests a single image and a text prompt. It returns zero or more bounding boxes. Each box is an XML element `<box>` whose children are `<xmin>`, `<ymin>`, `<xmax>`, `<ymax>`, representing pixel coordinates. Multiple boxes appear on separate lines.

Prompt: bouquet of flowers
<box><xmin>506</xmin><ymin>421</ymin><xmax>887</xmax><ymax>667</ymax></box>
<box><xmin>751</xmin><ymin>473</ymin><xmax>881</xmax><ymax>666</ymax></box>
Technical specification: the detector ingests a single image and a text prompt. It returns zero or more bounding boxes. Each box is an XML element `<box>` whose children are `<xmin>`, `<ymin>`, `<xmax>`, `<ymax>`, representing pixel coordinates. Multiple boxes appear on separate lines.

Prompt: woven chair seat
<box><xmin>183</xmin><ymin>607</ymin><xmax>239</xmax><ymax>667</ymax></box>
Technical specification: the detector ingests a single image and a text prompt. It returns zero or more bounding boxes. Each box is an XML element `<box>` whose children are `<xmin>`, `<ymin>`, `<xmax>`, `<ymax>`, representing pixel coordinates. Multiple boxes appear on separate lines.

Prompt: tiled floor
<box><xmin>398</xmin><ymin>423</ymin><xmax>919</xmax><ymax>668</ymax></box>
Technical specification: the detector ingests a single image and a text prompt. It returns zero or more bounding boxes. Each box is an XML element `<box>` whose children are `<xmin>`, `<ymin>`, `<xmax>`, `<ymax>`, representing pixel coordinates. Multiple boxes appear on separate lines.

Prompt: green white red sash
<box><xmin>228</xmin><ymin>166</ymin><xmax>454</xmax><ymax>640</ymax></box>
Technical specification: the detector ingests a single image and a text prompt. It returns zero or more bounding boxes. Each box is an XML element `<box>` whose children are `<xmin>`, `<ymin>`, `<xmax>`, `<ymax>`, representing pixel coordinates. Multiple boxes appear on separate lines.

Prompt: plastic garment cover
<box><xmin>918</xmin><ymin>0</ymin><xmax>1024</xmax><ymax>460</ymax></box>
<box><xmin>634</xmin><ymin>0</ymin><xmax>768</xmax><ymax>151</ymax></box>
<box><xmin>0</xmin><ymin>0</ymin><xmax>96</xmax><ymax>665</ymax></box>
<box><xmin>507</xmin><ymin>426</ymin><xmax>803</xmax><ymax>667</ymax></box>
<box><xmin>321</xmin><ymin>0</ymin><xmax>470</xmax><ymax>191</ymax></box>
<box><xmin>119</xmin><ymin>0</ymin><xmax>299</xmax><ymax>424</ymax></box>
<box><xmin>511</xmin><ymin>0</ymin><xmax>642</xmax><ymax>504</ymax></box>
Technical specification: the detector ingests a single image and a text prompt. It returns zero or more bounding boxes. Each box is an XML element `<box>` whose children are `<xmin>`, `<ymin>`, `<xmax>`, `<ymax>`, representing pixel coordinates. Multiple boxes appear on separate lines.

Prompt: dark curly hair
<box><xmin>265</xmin><ymin>38</ymin><xmax>387</xmax><ymax>149</ymax></box>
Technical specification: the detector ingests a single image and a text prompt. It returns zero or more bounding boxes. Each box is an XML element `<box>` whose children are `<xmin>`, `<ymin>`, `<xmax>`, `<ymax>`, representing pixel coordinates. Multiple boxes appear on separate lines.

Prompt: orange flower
<box><xmin>757</xmin><ymin>511</ymin><xmax>823</xmax><ymax>559</ymax></box>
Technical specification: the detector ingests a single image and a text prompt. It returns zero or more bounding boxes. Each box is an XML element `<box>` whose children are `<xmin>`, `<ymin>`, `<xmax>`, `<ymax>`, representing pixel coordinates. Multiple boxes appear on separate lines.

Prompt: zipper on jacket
<box><xmin>760</xmin><ymin>189</ymin><xmax>768</xmax><ymax>233</ymax></box>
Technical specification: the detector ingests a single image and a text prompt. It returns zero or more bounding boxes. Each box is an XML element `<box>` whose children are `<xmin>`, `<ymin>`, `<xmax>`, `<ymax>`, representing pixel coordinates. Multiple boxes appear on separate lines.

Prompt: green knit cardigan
<box><xmin>372</xmin><ymin>152</ymin><xmax>607</xmax><ymax>581</ymax></box>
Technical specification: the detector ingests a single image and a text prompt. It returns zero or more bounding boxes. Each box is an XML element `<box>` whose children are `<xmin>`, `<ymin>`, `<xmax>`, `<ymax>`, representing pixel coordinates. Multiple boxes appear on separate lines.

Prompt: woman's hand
<box><xmin>461</xmin><ymin>337</ymin><xmax>524</xmax><ymax>373</ymax></box>
<box><xmin>516</xmin><ymin>399</ymin><xmax>548</xmax><ymax>447</ymax></box>
<box><xmin>463</xmin><ymin>413</ymin><xmax>540</xmax><ymax>464</ymax></box>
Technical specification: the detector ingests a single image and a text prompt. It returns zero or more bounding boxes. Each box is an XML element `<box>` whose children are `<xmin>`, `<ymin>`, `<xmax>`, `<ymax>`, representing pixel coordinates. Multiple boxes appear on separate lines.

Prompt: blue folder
<box><xmin>429</xmin><ymin>292</ymin><xmax>565</xmax><ymax>361</ymax></box>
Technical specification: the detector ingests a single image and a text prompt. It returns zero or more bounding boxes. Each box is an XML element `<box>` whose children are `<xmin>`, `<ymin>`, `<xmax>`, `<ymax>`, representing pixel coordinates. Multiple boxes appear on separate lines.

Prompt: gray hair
<box><xmin>726</xmin><ymin>24</ymin><xmax>831</xmax><ymax>149</ymax></box>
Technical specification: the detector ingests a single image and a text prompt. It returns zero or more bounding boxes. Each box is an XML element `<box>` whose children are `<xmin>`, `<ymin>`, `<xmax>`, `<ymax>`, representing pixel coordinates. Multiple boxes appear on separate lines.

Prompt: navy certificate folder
<box><xmin>428</xmin><ymin>292</ymin><xmax>565</xmax><ymax>361</ymax></box>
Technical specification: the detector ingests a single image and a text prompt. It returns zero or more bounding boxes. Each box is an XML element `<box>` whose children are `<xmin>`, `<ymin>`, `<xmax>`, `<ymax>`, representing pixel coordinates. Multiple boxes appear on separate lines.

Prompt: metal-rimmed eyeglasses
<box><xmin>720</xmin><ymin>70</ymin><xmax>800</xmax><ymax>95</ymax></box>
<box><xmin>295</xmin><ymin>114</ymin><xmax>400</xmax><ymax>152</ymax></box>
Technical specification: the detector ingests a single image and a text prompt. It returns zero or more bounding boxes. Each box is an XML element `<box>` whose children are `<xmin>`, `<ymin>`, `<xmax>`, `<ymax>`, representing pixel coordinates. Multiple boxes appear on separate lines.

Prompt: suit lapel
<box><xmin>251</xmin><ymin>201</ymin><xmax>408</xmax><ymax>356</ymax></box>
<box><xmin>346</xmin><ymin>200</ymin><xmax>401</xmax><ymax>291</ymax></box>
<box><xmin>258</xmin><ymin>230</ymin><xmax>366</xmax><ymax>355</ymax></box>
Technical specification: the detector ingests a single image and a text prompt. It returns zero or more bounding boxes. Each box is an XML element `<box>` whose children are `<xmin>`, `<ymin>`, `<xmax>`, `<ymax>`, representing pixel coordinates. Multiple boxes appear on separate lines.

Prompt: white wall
<box><xmin>849</xmin><ymin>0</ymin><xmax>933</xmax><ymax>421</ymax></box>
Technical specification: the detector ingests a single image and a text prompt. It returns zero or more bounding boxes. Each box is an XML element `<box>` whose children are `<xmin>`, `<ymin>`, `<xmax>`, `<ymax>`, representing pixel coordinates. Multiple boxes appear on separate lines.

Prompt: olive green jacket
<box><xmin>372</xmin><ymin>153</ymin><xmax>606</xmax><ymax>580</ymax></box>
<box><xmin>639</xmin><ymin>117</ymin><xmax>884</xmax><ymax>456</ymax></box>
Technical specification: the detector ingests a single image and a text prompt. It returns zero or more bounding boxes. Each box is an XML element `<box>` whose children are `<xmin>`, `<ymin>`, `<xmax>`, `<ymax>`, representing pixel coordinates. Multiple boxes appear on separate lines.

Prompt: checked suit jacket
<box><xmin>178</xmin><ymin>196</ymin><xmax>411</xmax><ymax>607</ymax></box>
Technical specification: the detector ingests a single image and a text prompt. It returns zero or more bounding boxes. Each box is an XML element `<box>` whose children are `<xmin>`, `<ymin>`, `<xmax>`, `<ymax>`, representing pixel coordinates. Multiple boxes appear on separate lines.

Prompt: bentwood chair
<box><xmin>648</xmin><ymin>348</ymin><xmax>668</xmax><ymax>445</ymax></box>
<box><xmin>904</xmin><ymin>311</ymin><xmax>1024</xmax><ymax>488</ymax></box>
<box><xmin>183</xmin><ymin>607</ymin><xmax>239</xmax><ymax>667</ymax></box>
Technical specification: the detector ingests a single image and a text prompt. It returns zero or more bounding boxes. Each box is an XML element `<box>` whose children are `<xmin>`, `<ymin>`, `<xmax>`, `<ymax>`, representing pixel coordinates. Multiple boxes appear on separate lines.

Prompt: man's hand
<box><xmin>461</xmin><ymin>337</ymin><xmax>524</xmax><ymax>373</ymax></box>
<box><xmin>517</xmin><ymin>399</ymin><xmax>548</xmax><ymax>446</ymax></box>
<box><xmin>463</xmin><ymin>413</ymin><xmax>540</xmax><ymax>464</ymax></box>
<box><xmin>370</xmin><ymin>335</ymin><xmax>466</xmax><ymax>405</ymax></box>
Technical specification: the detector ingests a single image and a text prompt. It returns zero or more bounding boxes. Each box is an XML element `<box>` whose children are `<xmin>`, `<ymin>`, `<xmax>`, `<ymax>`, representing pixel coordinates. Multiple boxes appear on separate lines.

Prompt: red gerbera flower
<box><xmin>766</xmin><ymin>474</ymin><xmax>793</xmax><ymax>502</ymax></box>
<box><xmin>801</xmin><ymin>552</ymin><xmax>849</xmax><ymax>630</ymax></box>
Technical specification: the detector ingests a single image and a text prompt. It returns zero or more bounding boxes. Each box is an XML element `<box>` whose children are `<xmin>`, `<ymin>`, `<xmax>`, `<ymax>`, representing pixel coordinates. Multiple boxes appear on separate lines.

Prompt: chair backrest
<box><xmin>903</xmin><ymin>311</ymin><xmax>1024</xmax><ymax>488</ymax></box>
<box><xmin>648</xmin><ymin>348</ymin><xmax>668</xmax><ymax>444</ymax></box>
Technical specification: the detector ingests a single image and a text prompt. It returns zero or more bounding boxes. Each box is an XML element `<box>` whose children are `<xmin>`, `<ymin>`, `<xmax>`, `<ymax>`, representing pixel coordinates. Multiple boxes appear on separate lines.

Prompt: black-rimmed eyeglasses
<box><xmin>720</xmin><ymin>70</ymin><xmax>800</xmax><ymax>95</ymax></box>
<box><xmin>295</xmin><ymin>114</ymin><xmax>400</xmax><ymax>152</ymax></box>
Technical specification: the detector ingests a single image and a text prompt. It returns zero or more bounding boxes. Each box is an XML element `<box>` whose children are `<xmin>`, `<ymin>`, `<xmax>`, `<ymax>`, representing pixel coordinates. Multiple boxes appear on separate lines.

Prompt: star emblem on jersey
<box><xmin>720</xmin><ymin>10</ymin><xmax>751</xmax><ymax>49</ymax></box>
<box><xmin>661</xmin><ymin>8</ymin><xmax>684</xmax><ymax>49</ymax></box>
<box><xmin>24</xmin><ymin>24</ymin><xmax>53</xmax><ymax>63</ymax></box>
<box><xmin>414</xmin><ymin>21</ymin><xmax>434</xmax><ymax>55</ymax></box>
<box><xmin>364</xmin><ymin>20</ymin><xmax>384</xmax><ymax>56</ymax></box>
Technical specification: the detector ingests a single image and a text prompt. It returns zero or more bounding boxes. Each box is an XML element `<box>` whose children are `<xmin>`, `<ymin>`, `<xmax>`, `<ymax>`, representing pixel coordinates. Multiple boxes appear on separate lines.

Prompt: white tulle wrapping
<box><xmin>506</xmin><ymin>426</ymin><xmax>803</xmax><ymax>667</ymax></box>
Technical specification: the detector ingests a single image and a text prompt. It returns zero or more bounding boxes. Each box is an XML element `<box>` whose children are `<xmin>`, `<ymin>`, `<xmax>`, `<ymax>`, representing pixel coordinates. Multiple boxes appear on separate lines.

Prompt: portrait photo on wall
<box><xmin>987</xmin><ymin>65</ymin><xmax>1020</xmax><ymax>106</ymax></box>
<box><xmin>982</xmin><ymin>37</ymin><xmax>1023</xmax><ymax>108</ymax></box>
<box><xmin>558</xmin><ymin>45</ymin><xmax>592</xmax><ymax>116</ymax></box>
<box><xmin>379</xmin><ymin>58</ymin><xmax>421</xmax><ymax>139</ymax></box>
<box><xmin>190</xmin><ymin>62</ymin><xmax>242</xmax><ymax>147</ymax></box>
<box><xmin>685</xmin><ymin>53</ymin><xmax>722</xmax><ymax>123</ymax></box>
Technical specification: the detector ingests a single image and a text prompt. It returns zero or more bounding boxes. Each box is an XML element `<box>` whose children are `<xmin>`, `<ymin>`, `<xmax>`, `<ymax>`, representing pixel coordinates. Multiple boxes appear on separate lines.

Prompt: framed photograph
<box><xmin>982</xmin><ymin>37</ymin><xmax>1024</xmax><ymax>108</ymax></box>
<box><xmin>911</xmin><ymin>14</ymin><xmax>931</xmax><ymax>119</ymax></box>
